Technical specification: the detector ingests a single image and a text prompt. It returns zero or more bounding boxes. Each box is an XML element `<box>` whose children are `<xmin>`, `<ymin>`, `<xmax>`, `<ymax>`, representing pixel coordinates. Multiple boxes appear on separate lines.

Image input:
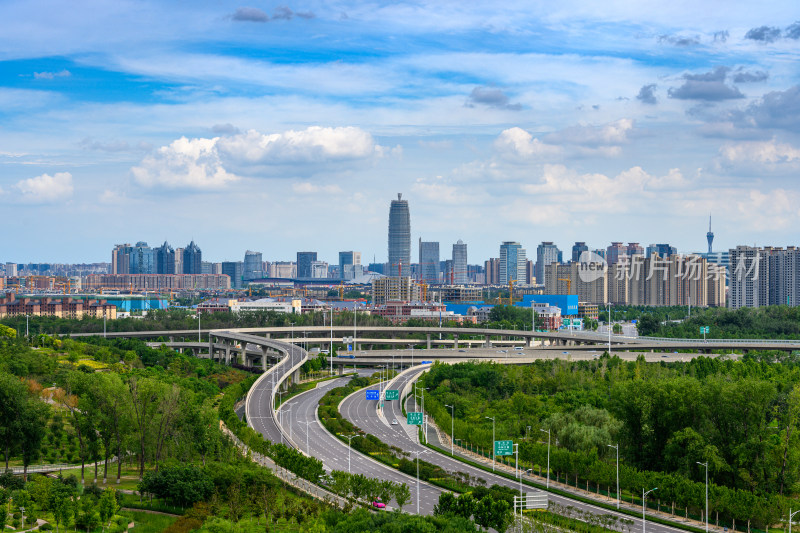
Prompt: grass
<box><xmin>119</xmin><ymin>510</ymin><xmax>178</xmax><ymax>533</ymax></box>
<box><xmin>119</xmin><ymin>494</ymin><xmax>185</xmax><ymax>515</ymax></box>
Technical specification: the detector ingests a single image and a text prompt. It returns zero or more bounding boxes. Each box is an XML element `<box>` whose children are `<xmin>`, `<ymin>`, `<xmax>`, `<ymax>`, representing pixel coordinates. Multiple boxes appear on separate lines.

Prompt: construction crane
<box><xmin>558</xmin><ymin>278</ymin><xmax>572</xmax><ymax>294</ymax></box>
<box><xmin>507</xmin><ymin>279</ymin><xmax>515</xmax><ymax>305</ymax></box>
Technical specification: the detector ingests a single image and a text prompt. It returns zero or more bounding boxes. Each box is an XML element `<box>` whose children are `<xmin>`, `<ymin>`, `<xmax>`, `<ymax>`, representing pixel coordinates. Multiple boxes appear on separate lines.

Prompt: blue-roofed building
<box><xmin>517</xmin><ymin>294</ymin><xmax>578</xmax><ymax>316</ymax></box>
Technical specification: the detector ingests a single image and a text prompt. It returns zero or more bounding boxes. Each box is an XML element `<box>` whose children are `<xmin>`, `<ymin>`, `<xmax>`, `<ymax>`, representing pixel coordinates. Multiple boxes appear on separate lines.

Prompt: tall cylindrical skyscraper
<box><xmin>388</xmin><ymin>193</ymin><xmax>411</xmax><ymax>277</ymax></box>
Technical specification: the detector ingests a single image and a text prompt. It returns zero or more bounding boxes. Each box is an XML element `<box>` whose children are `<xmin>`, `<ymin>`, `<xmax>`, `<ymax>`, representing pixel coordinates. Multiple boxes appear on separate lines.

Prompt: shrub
<box><xmin>40</xmin><ymin>523</ymin><xmax>53</xmax><ymax>530</ymax></box>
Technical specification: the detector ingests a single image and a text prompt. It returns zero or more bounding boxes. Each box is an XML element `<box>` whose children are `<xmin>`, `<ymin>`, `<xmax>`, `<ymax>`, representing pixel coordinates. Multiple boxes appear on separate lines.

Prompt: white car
<box><xmin>391</xmin><ymin>419</ymin><xmax>398</xmax><ymax>425</ymax></box>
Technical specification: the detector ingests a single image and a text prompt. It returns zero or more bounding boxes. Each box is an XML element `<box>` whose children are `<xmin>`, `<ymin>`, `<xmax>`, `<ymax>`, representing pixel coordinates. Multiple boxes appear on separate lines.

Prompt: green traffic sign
<box><xmin>407</xmin><ymin>412</ymin><xmax>423</xmax><ymax>425</ymax></box>
<box><xmin>385</xmin><ymin>389</ymin><xmax>399</xmax><ymax>401</ymax></box>
<box><xmin>700</xmin><ymin>326</ymin><xmax>710</xmax><ymax>334</ymax></box>
<box><xmin>494</xmin><ymin>440</ymin><xmax>514</xmax><ymax>456</ymax></box>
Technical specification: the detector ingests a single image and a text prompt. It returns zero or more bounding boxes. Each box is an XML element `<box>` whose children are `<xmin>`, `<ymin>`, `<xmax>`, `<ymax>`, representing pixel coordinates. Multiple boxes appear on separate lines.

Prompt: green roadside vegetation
<box><xmin>637</xmin><ymin>305</ymin><xmax>800</xmax><ymax>339</ymax></box>
<box><xmin>419</xmin><ymin>355</ymin><xmax>800</xmax><ymax>532</ymax></box>
<box><xmin>0</xmin><ymin>326</ymin><xmax>526</xmax><ymax>533</ymax></box>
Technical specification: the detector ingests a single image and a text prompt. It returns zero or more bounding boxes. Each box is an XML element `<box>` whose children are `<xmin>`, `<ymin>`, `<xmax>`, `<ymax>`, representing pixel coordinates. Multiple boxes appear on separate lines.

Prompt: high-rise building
<box><xmin>244</xmin><ymin>250</ymin><xmax>263</xmax><ymax>280</ymax></box>
<box><xmin>419</xmin><ymin>240</ymin><xmax>440</xmax><ymax>284</ymax></box>
<box><xmin>499</xmin><ymin>242</ymin><xmax>526</xmax><ymax>285</ymax></box>
<box><xmin>310</xmin><ymin>261</ymin><xmax>328</xmax><ymax>278</ymax></box>
<box><xmin>646</xmin><ymin>243</ymin><xmax>678</xmax><ymax>258</ymax></box>
<box><xmin>626</xmin><ymin>243</ymin><xmax>644</xmax><ymax>257</ymax></box>
<box><xmin>388</xmin><ymin>193</ymin><xmax>411</xmax><ymax>277</ymax></box>
<box><xmin>296</xmin><ymin>252</ymin><xmax>317</xmax><ymax>278</ymax></box>
<box><xmin>222</xmin><ymin>261</ymin><xmax>244</xmax><ymax>289</ymax></box>
<box><xmin>111</xmin><ymin>244</ymin><xmax>132</xmax><ymax>274</ymax></box>
<box><xmin>707</xmin><ymin>215</ymin><xmax>714</xmax><ymax>254</ymax></box>
<box><xmin>182</xmin><ymin>241</ymin><xmax>202</xmax><ymax>274</ymax></box>
<box><xmin>130</xmin><ymin>242</ymin><xmax>155</xmax><ymax>274</ymax></box>
<box><xmin>484</xmin><ymin>258</ymin><xmax>500</xmax><ymax>285</ymax></box>
<box><xmin>452</xmin><ymin>240</ymin><xmax>468</xmax><ymax>284</ymax></box>
<box><xmin>536</xmin><ymin>242</ymin><xmax>561</xmax><ymax>283</ymax></box>
<box><xmin>571</xmin><ymin>242</ymin><xmax>589</xmax><ymax>263</ymax></box>
<box><xmin>606</xmin><ymin>242</ymin><xmax>626</xmax><ymax>266</ymax></box>
<box><xmin>155</xmin><ymin>242</ymin><xmax>175</xmax><ymax>274</ymax></box>
<box><xmin>339</xmin><ymin>251</ymin><xmax>362</xmax><ymax>280</ymax></box>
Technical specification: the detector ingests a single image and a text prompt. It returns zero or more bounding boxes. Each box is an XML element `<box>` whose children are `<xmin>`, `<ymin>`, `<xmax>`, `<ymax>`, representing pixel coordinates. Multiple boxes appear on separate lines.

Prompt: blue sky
<box><xmin>1</xmin><ymin>1</ymin><xmax>799</xmax><ymax>264</ymax></box>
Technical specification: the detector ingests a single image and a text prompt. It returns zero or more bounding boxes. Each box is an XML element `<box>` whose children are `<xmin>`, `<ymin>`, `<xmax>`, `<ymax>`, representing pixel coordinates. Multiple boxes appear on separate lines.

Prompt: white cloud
<box><xmin>715</xmin><ymin>139</ymin><xmax>800</xmax><ymax>174</ymax></box>
<box><xmin>493</xmin><ymin>127</ymin><xmax>561</xmax><ymax>160</ymax></box>
<box><xmin>292</xmin><ymin>182</ymin><xmax>343</xmax><ymax>194</ymax></box>
<box><xmin>131</xmin><ymin>126</ymin><xmax>386</xmax><ymax>189</ymax></box>
<box><xmin>33</xmin><ymin>69</ymin><xmax>71</xmax><ymax>80</ymax></box>
<box><xmin>131</xmin><ymin>136</ymin><xmax>238</xmax><ymax>190</ymax></box>
<box><xmin>218</xmin><ymin>126</ymin><xmax>380</xmax><ymax>165</ymax></box>
<box><xmin>14</xmin><ymin>172</ymin><xmax>73</xmax><ymax>203</ymax></box>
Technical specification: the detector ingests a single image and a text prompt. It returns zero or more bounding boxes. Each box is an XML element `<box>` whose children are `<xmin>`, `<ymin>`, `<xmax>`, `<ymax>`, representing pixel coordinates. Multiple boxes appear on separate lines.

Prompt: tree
<box><xmin>128</xmin><ymin>377</ymin><xmax>162</xmax><ymax>479</ymax></box>
<box><xmin>0</xmin><ymin>373</ymin><xmax>27</xmax><ymax>469</ymax></box>
<box><xmin>97</xmin><ymin>489</ymin><xmax>118</xmax><ymax>533</ymax></box>
<box><xmin>18</xmin><ymin>397</ymin><xmax>49</xmax><ymax>480</ymax></box>
<box><xmin>49</xmin><ymin>483</ymin><xmax>75</xmax><ymax>533</ymax></box>
<box><xmin>392</xmin><ymin>483</ymin><xmax>411</xmax><ymax>512</ymax></box>
<box><xmin>92</xmin><ymin>374</ymin><xmax>130</xmax><ymax>484</ymax></box>
<box><xmin>0</xmin><ymin>488</ymin><xmax>8</xmax><ymax>533</ymax></box>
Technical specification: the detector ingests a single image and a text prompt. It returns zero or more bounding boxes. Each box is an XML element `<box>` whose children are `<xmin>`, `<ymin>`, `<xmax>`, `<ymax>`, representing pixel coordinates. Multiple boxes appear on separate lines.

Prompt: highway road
<box><xmin>244</xmin><ymin>334</ymin><xmax>309</xmax><ymax>446</ymax></box>
<box><xmin>277</xmin><ymin>371</ymin><xmax>445</xmax><ymax>513</ymax></box>
<box><xmin>340</xmin><ymin>364</ymin><xmax>691</xmax><ymax>533</ymax></box>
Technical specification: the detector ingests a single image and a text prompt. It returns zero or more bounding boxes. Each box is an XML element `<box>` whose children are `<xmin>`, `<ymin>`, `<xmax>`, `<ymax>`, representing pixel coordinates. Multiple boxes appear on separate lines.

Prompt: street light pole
<box><xmin>486</xmin><ymin>416</ymin><xmax>496</xmax><ymax>471</ymax></box>
<box><xmin>445</xmin><ymin>404</ymin><xmax>455</xmax><ymax>456</ymax></box>
<box><xmin>697</xmin><ymin>461</ymin><xmax>709</xmax><ymax>533</ymax></box>
<box><xmin>344</xmin><ymin>434</ymin><xmax>357</xmax><ymax>474</ymax></box>
<box><xmin>789</xmin><ymin>508</ymin><xmax>800</xmax><ymax>533</ymax></box>
<box><xmin>608</xmin><ymin>444</ymin><xmax>620</xmax><ymax>509</ymax></box>
<box><xmin>411</xmin><ymin>450</ymin><xmax>427</xmax><ymax>514</ymax></box>
<box><xmin>197</xmin><ymin>312</ymin><xmax>200</xmax><ymax>342</ymax></box>
<box><xmin>643</xmin><ymin>487</ymin><xmax>658</xmax><ymax>533</ymax></box>
<box><xmin>330</xmin><ymin>307</ymin><xmax>333</xmax><ymax>375</ymax></box>
<box><xmin>541</xmin><ymin>428</ymin><xmax>551</xmax><ymax>489</ymax></box>
<box><xmin>305</xmin><ymin>420</ymin><xmax>312</xmax><ymax>454</ymax></box>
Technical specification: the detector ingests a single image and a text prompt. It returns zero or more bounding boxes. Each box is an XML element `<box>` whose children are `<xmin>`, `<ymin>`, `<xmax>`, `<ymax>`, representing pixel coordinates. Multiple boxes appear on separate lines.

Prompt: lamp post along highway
<box><xmin>789</xmin><ymin>508</ymin><xmax>800</xmax><ymax>533</ymax></box>
<box><xmin>541</xmin><ymin>428</ymin><xmax>551</xmax><ymax>489</ymax></box>
<box><xmin>329</xmin><ymin>307</ymin><xmax>333</xmax><ymax>375</ymax></box>
<box><xmin>608</xmin><ymin>444</ymin><xmax>619</xmax><ymax>509</ymax></box>
<box><xmin>445</xmin><ymin>404</ymin><xmax>454</xmax><ymax>456</ymax></box>
<box><xmin>697</xmin><ymin>461</ymin><xmax>709</xmax><ymax>533</ymax></box>
<box><xmin>486</xmin><ymin>416</ymin><xmax>496</xmax><ymax>471</ymax></box>
<box><xmin>410</xmin><ymin>450</ymin><xmax>427</xmax><ymax>515</ymax></box>
<box><xmin>643</xmin><ymin>487</ymin><xmax>658</xmax><ymax>533</ymax></box>
<box><xmin>344</xmin><ymin>434</ymin><xmax>357</xmax><ymax>473</ymax></box>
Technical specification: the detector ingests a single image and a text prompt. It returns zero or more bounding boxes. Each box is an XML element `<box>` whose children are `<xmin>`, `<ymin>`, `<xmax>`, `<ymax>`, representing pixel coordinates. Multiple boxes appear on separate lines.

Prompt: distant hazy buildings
<box><xmin>388</xmin><ymin>194</ymin><xmax>411</xmax><ymax>277</ymax></box>
<box><xmin>85</xmin><ymin>273</ymin><xmax>230</xmax><ymax>291</ymax></box>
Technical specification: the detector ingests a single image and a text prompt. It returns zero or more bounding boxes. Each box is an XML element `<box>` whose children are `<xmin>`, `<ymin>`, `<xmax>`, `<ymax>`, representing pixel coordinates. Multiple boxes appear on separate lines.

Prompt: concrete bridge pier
<box><xmin>261</xmin><ymin>347</ymin><xmax>269</xmax><ymax>371</ymax></box>
<box><xmin>453</xmin><ymin>334</ymin><xmax>459</xmax><ymax>349</ymax></box>
<box><xmin>484</xmin><ymin>335</ymin><xmax>492</xmax><ymax>348</ymax></box>
<box><xmin>427</xmin><ymin>334</ymin><xmax>432</xmax><ymax>350</ymax></box>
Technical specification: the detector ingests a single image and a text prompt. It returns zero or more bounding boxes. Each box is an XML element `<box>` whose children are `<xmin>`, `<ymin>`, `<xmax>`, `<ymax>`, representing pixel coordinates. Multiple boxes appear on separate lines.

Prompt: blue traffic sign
<box><xmin>366</xmin><ymin>390</ymin><xmax>379</xmax><ymax>401</ymax></box>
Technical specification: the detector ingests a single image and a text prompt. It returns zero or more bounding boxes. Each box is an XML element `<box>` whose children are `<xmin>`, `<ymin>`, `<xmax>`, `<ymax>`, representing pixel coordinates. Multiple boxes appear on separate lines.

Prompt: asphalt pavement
<box><xmin>277</xmin><ymin>370</ymin><xmax>445</xmax><ymax>514</ymax></box>
<box><xmin>340</xmin><ymin>364</ymin><xmax>693</xmax><ymax>533</ymax></box>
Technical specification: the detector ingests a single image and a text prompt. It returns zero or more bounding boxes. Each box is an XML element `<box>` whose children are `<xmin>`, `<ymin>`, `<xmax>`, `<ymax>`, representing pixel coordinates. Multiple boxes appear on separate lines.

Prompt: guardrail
<box><xmin>7</xmin><ymin>456</ymin><xmax>119</xmax><ymax>475</ymax></box>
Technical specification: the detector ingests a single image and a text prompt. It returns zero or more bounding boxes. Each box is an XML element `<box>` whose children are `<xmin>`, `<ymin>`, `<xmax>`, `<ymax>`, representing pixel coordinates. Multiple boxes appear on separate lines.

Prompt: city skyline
<box><xmin>1</xmin><ymin>2</ymin><xmax>799</xmax><ymax>262</ymax></box>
